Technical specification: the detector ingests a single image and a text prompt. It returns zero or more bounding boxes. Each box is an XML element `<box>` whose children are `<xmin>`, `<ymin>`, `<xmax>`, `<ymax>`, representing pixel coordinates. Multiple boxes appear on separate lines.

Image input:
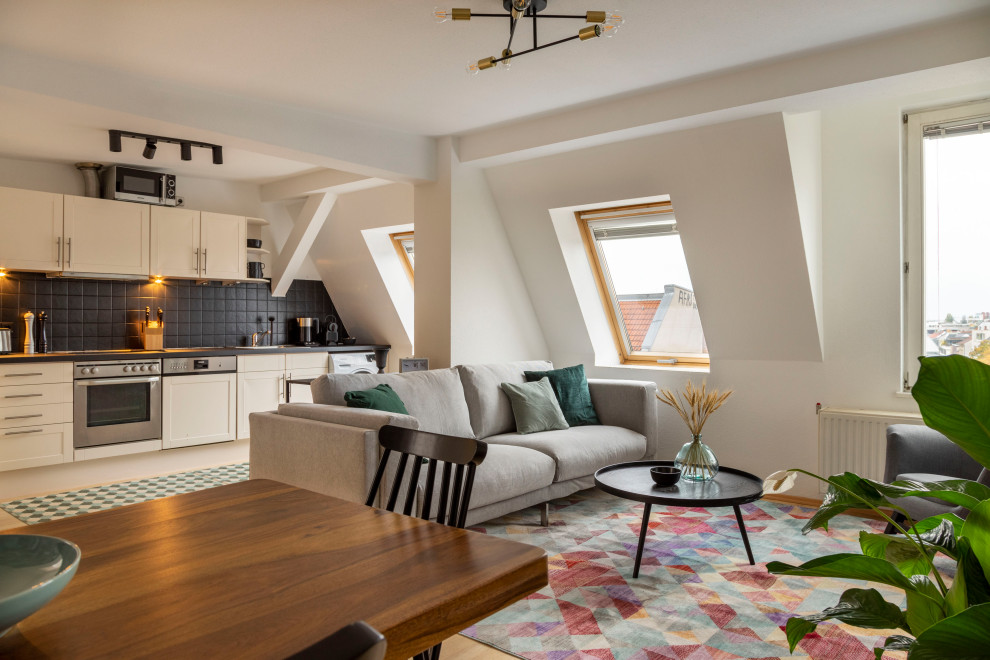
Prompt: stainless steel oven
<box><xmin>73</xmin><ymin>359</ymin><xmax>162</xmax><ymax>449</ymax></box>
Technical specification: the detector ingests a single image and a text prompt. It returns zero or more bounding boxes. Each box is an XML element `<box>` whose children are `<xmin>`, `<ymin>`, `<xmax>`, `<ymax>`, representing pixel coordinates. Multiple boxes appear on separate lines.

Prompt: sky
<box><xmin>599</xmin><ymin>234</ymin><xmax>694</xmax><ymax>296</ymax></box>
<box><xmin>924</xmin><ymin>130</ymin><xmax>990</xmax><ymax>322</ymax></box>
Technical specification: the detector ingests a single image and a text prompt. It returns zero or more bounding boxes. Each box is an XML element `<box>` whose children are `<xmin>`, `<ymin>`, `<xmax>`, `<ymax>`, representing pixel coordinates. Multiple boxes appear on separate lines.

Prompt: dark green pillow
<box><xmin>523</xmin><ymin>364</ymin><xmax>600</xmax><ymax>426</ymax></box>
<box><xmin>344</xmin><ymin>384</ymin><xmax>409</xmax><ymax>414</ymax></box>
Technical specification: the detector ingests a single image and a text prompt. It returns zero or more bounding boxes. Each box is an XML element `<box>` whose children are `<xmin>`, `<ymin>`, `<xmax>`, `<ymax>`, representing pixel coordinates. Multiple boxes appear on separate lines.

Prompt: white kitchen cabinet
<box><xmin>162</xmin><ymin>373</ymin><xmax>237</xmax><ymax>449</ymax></box>
<box><xmin>63</xmin><ymin>195</ymin><xmax>150</xmax><ymax>275</ymax></box>
<box><xmin>0</xmin><ymin>186</ymin><xmax>64</xmax><ymax>272</ymax></box>
<box><xmin>236</xmin><ymin>370</ymin><xmax>285</xmax><ymax>439</ymax></box>
<box><xmin>150</xmin><ymin>206</ymin><xmax>201</xmax><ymax>278</ymax></box>
<box><xmin>0</xmin><ymin>423</ymin><xmax>73</xmax><ymax>472</ymax></box>
<box><xmin>201</xmin><ymin>211</ymin><xmax>246</xmax><ymax>280</ymax></box>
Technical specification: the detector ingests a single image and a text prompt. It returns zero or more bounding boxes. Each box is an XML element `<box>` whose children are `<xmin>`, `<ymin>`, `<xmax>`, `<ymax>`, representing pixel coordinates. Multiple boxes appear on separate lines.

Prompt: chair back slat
<box><xmin>447</xmin><ymin>464</ymin><xmax>466</xmax><ymax>527</ymax></box>
<box><xmin>368</xmin><ymin>425</ymin><xmax>487</xmax><ymax>529</ymax></box>
<box><xmin>435</xmin><ymin>461</ymin><xmax>453</xmax><ymax>526</ymax></box>
<box><xmin>365</xmin><ymin>447</ymin><xmax>392</xmax><ymax>507</ymax></box>
<box><xmin>386</xmin><ymin>452</ymin><xmax>409</xmax><ymax>512</ymax></box>
<box><xmin>421</xmin><ymin>458</ymin><xmax>438</xmax><ymax>521</ymax></box>
<box><xmin>402</xmin><ymin>454</ymin><xmax>424</xmax><ymax>516</ymax></box>
<box><xmin>457</xmin><ymin>464</ymin><xmax>478</xmax><ymax>528</ymax></box>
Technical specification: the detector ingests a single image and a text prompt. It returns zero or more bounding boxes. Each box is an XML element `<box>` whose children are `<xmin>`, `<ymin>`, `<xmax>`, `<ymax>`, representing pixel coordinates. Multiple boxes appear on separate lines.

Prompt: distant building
<box><xmin>617</xmin><ymin>285</ymin><xmax>707</xmax><ymax>355</ymax></box>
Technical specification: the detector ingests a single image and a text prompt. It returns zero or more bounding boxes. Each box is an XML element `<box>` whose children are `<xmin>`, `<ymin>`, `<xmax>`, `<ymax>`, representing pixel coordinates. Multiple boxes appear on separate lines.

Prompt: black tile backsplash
<box><xmin>0</xmin><ymin>272</ymin><xmax>347</xmax><ymax>352</ymax></box>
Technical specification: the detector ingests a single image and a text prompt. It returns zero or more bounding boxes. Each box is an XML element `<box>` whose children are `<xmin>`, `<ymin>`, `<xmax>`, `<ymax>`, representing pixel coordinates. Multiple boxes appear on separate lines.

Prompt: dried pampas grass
<box><xmin>657</xmin><ymin>380</ymin><xmax>733</xmax><ymax>436</ymax></box>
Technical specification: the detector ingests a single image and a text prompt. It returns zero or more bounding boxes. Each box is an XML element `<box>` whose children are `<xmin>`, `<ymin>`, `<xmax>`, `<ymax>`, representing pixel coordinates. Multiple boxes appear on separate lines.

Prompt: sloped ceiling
<box><xmin>484</xmin><ymin>113</ymin><xmax>823</xmax><ymax>364</ymax></box>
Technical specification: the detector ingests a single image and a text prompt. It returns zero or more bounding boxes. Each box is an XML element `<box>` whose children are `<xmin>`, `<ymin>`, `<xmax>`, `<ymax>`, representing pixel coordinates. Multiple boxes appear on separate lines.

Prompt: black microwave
<box><xmin>101</xmin><ymin>165</ymin><xmax>177</xmax><ymax>206</ymax></box>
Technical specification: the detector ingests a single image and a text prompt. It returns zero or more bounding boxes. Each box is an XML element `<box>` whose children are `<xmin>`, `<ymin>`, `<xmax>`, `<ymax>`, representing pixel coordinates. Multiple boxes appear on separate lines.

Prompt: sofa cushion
<box><xmin>524</xmin><ymin>364</ymin><xmax>600</xmax><ymax>427</ymax></box>
<box><xmin>486</xmin><ymin>425</ymin><xmax>647</xmax><ymax>482</ymax></box>
<box><xmin>344</xmin><ymin>384</ymin><xmax>408</xmax><ymax>414</ymax></box>
<box><xmin>501</xmin><ymin>378</ymin><xmax>570</xmax><ymax>434</ymax></box>
<box><xmin>466</xmin><ymin>444</ymin><xmax>557</xmax><ymax>510</ymax></box>
<box><xmin>277</xmin><ymin>402</ymin><xmax>419</xmax><ymax>431</ymax></box>
<box><xmin>311</xmin><ymin>368</ymin><xmax>474</xmax><ymax>438</ymax></box>
<box><xmin>457</xmin><ymin>360</ymin><xmax>552</xmax><ymax>439</ymax></box>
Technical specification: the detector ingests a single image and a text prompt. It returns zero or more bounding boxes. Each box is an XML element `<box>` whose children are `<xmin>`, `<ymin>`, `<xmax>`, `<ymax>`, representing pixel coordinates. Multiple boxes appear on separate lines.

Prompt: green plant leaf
<box><xmin>802</xmin><ymin>473</ymin><xmax>891</xmax><ymax>533</ymax></box>
<box><xmin>907</xmin><ymin>602</ymin><xmax>990</xmax><ymax>659</ymax></box>
<box><xmin>875</xmin><ymin>635</ymin><xmax>915</xmax><ymax>659</ymax></box>
<box><xmin>872</xmin><ymin>478</ymin><xmax>990</xmax><ymax>511</ymax></box>
<box><xmin>904</xmin><ymin>575</ymin><xmax>945</xmax><ymax>636</ymax></box>
<box><xmin>961</xmin><ymin>499</ymin><xmax>990</xmax><ymax>585</ymax></box>
<box><xmin>784</xmin><ymin>588</ymin><xmax>909</xmax><ymax>653</ymax></box>
<box><xmin>860</xmin><ymin>531</ymin><xmax>934</xmax><ymax>576</ymax></box>
<box><xmin>955</xmin><ymin>536</ymin><xmax>990</xmax><ymax>607</ymax></box>
<box><xmin>907</xmin><ymin>515</ymin><xmax>964</xmax><ymax>559</ymax></box>
<box><xmin>911</xmin><ymin>355</ymin><xmax>990</xmax><ymax>469</ymax></box>
<box><xmin>768</xmin><ymin>553</ymin><xmax>921</xmax><ymax>592</ymax></box>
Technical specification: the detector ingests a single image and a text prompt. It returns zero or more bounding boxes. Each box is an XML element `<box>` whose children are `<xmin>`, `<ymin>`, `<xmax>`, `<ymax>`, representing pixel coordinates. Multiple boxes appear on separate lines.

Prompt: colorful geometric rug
<box><xmin>0</xmin><ymin>463</ymin><xmax>249</xmax><ymax>524</ymax></box>
<box><xmin>465</xmin><ymin>490</ymin><xmax>908</xmax><ymax>660</ymax></box>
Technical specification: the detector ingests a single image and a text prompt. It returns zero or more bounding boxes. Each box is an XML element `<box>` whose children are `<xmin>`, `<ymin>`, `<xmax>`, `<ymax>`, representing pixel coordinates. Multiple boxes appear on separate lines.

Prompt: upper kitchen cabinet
<box><xmin>0</xmin><ymin>186</ymin><xmax>64</xmax><ymax>272</ymax></box>
<box><xmin>63</xmin><ymin>195</ymin><xmax>150</xmax><ymax>275</ymax></box>
<box><xmin>150</xmin><ymin>206</ymin><xmax>201</xmax><ymax>278</ymax></box>
<box><xmin>200</xmin><ymin>212</ymin><xmax>246</xmax><ymax>280</ymax></box>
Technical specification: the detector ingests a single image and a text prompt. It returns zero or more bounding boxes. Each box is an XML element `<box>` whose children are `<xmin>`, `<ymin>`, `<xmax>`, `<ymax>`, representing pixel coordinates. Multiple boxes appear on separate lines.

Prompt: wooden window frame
<box><xmin>576</xmin><ymin>201</ymin><xmax>710</xmax><ymax>368</ymax></box>
<box><xmin>389</xmin><ymin>231</ymin><xmax>415</xmax><ymax>285</ymax></box>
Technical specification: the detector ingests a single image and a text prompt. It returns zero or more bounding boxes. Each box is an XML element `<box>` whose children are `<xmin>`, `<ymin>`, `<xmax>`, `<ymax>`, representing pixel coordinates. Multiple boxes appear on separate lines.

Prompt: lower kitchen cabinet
<box><xmin>0</xmin><ymin>423</ymin><xmax>73</xmax><ymax>472</ymax></box>
<box><xmin>236</xmin><ymin>370</ymin><xmax>285</xmax><ymax>440</ymax></box>
<box><xmin>162</xmin><ymin>373</ymin><xmax>237</xmax><ymax>449</ymax></box>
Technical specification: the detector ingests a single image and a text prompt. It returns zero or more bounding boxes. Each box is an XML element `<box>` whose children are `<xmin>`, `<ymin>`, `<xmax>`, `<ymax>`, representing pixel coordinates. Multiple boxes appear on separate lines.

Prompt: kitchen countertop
<box><xmin>0</xmin><ymin>344</ymin><xmax>390</xmax><ymax>364</ymax></box>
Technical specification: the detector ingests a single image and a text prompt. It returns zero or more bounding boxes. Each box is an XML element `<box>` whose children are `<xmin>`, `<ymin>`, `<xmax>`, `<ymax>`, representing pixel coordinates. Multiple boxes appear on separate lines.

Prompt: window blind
<box><xmin>923</xmin><ymin>115</ymin><xmax>990</xmax><ymax>140</ymax></box>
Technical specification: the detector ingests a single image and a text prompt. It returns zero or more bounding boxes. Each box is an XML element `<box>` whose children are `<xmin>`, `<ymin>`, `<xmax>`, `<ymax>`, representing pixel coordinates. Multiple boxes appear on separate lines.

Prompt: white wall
<box><xmin>474</xmin><ymin>82</ymin><xmax>990</xmax><ymax>497</ymax></box>
<box><xmin>309</xmin><ymin>183</ymin><xmax>415</xmax><ymax>372</ymax></box>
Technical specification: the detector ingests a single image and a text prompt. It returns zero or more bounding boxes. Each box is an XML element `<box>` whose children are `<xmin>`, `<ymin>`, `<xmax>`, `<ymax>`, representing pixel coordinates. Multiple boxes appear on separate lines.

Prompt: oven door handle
<box><xmin>77</xmin><ymin>376</ymin><xmax>161</xmax><ymax>386</ymax></box>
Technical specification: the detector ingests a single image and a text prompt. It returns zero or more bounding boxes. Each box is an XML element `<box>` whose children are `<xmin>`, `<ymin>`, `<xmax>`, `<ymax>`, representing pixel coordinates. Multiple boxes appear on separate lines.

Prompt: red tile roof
<box><xmin>618</xmin><ymin>299</ymin><xmax>661</xmax><ymax>351</ymax></box>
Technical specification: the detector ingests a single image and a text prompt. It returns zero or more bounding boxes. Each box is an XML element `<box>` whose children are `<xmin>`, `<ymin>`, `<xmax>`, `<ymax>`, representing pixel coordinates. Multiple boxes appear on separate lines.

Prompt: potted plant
<box><xmin>763</xmin><ymin>354</ymin><xmax>990</xmax><ymax>658</ymax></box>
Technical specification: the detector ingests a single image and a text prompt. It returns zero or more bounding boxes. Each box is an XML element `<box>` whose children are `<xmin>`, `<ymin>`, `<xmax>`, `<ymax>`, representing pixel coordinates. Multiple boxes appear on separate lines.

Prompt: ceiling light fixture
<box><xmin>142</xmin><ymin>138</ymin><xmax>157</xmax><ymax>160</ymax></box>
<box><xmin>436</xmin><ymin>1</ymin><xmax>623</xmax><ymax>73</ymax></box>
<box><xmin>108</xmin><ymin>130</ymin><xmax>224</xmax><ymax>165</ymax></box>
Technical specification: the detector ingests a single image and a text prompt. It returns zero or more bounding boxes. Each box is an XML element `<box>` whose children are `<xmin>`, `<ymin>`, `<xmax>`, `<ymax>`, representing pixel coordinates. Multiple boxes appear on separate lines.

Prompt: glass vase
<box><xmin>675</xmin><ymin>434</ymin><xmax>719</xmax><ymax>481</ymax></box>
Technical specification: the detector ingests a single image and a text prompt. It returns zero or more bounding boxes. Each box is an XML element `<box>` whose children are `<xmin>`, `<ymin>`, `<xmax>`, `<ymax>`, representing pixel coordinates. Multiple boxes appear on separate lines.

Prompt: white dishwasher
<box><xmin>161</xmin><ymin>356</ymin><xmax>237</xmax><ymax>449</ymax></box>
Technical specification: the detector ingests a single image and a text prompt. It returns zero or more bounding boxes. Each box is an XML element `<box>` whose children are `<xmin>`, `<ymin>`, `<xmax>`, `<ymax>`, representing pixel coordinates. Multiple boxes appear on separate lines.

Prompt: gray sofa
<box><xmin>249</xmin><ymin>360</ymin><xmax>659</xmax><ymax>526</ymax></box>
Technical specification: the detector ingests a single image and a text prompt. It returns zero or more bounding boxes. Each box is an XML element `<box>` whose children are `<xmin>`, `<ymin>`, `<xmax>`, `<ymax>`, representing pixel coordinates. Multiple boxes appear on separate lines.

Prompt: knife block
<box><xmin>142</xmin><ymin>322</ymin><xmax>164</xmax><ymax>350</ymax></box>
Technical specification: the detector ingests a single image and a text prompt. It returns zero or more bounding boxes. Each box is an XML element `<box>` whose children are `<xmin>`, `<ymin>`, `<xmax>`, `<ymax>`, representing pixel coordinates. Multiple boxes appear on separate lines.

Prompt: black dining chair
<box><xmin>366</xmin><ymin>424</ymin><xmax>488</xmax><ymax>528</ymax></box>
<box><xmin>286</xmin><ymin>620</ymin><xmax>386</xmax><ymax>660</ymax></box>
<box><xmin>366</xmin><ymin>425</ymin><xmax>488</xmax><ymax>660</ymax></box>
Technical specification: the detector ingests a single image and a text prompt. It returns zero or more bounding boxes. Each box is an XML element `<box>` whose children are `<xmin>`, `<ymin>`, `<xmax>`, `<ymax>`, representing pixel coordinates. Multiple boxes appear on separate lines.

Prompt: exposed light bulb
<box><xmin>600</xmin><ymin>21</ymin><xmax>620</xmax><ymax>38</ymax></box>
<box><xmin>604</xmin><ymin>9</ymin><xmax>624</xmax><ymax>25</ymax></box>
<box><xmin>499</xmin><ymin>50</ymin><xmax>513</xmax><ymax>72</ymax></box>
<box><xmin>466</xmin><ymin>60</ymin><xmax>481</xmax><ymax>75</ymax></box>
<box><xmin>433</xmin><ymin>6</ymin><xmax>450</xmax><ymax>23</ymax></box>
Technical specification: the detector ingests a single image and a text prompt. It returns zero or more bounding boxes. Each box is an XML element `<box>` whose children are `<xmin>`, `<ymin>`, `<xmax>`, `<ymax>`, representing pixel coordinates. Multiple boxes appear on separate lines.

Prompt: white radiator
<box><xmin>817</xmin><ymin>408</ymin><xmax>924</xmax><ymax>493</ymax></box>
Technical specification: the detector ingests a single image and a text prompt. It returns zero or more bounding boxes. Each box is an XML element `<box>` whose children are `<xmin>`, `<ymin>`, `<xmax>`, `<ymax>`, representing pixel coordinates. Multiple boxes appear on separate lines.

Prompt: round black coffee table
<box><xmin>594</xmin><ymin>460</ymin><xmax>764</xmax><ymax>577</ymax></box>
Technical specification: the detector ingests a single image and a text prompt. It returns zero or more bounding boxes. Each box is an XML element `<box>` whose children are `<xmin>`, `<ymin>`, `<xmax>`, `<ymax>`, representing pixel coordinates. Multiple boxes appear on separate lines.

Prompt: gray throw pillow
<box><xmin>500</xmin><ymin>377</ymin><xmax>570</xmax><ymax>435</ymax></box>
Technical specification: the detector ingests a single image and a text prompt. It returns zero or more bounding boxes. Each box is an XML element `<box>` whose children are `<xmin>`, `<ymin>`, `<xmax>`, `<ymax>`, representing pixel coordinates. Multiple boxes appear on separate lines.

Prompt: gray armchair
<box><xmin>883</xmin><ymin>424</ymin><xmax>989</xmax><ymax>531</ymax></box>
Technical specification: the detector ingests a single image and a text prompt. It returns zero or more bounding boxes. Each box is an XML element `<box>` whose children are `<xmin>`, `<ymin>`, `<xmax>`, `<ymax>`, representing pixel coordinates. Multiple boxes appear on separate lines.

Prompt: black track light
<box><xmin>180</xmin><ymin>142</ymin><xmax>192</xmax><ymax>161</ymax></box>
<box><xmin>211</xmin><ymin>146</ymin><xmax>223</xmax><ymax>165</ymax></box>
<box><xmin>142</xmin><ymin>138</ymin><xmax>157</xmax><ymax>159</ymax></box>
<box><xmin>109</xmin><ymin>130</ymin><xmax>122</xmax><ymax>152</ymax></box>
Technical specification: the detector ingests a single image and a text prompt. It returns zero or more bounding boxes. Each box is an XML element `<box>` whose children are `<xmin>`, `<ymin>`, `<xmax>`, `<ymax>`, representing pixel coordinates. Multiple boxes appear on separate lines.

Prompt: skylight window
<box><xmin>577</xmin><ymin>202</ymin><xmax>708</xmax><ymax>366</ymax></box>
<box><xmin>390</xmin><ymin>231</ymin><xmax>414</xmax><ymax>285</ymax></box>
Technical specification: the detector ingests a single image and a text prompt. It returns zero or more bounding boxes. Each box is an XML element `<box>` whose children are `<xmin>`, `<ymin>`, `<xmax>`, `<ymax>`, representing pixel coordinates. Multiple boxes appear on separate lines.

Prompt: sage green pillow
<box><xmin>524</xmin><ymin>364</ymin><xmax>600</xmax><ymax>427</ymax></box>
<box><xmin>500</xmin><ymin>377</ymin><xmax>570</xmax><ymax>435</ymax></box>
<box><xmin>344</xmin><ymin>383</ymin><xmax>409</xmax><ymax>414</ymax></box>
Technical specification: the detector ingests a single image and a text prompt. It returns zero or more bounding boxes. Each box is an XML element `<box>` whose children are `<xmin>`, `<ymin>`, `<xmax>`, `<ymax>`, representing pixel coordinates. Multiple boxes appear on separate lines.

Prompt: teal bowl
<box><xmin>0</xmin><ymin>535</ymin><xmax>81</xmax><ymax>638</ymax></box>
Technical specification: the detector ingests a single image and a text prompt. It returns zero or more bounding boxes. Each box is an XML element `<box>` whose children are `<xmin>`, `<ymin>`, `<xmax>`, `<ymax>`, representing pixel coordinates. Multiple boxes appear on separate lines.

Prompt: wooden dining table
<box><xmin>0</xmin><ymin>479</ymin><xmax>548</xmax><ymax>659</ymax></box>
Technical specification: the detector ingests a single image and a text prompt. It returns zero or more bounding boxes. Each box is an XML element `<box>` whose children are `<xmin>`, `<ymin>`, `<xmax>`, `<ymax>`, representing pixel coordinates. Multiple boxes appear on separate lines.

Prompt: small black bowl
<box><xmin>246</xmin><ymin>238</ymin><xmax>262</xmax><ymax>249</ymax></box>
<box><xmin>650</xmin><ymin>466</ymin><xmax>681</xmax><ymax>487</ymax></box>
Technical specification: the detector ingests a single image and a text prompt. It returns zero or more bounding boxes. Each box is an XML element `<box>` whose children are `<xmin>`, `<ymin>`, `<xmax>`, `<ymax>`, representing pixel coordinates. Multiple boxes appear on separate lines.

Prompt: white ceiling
<box><xmin>1</xmin><ymin>0</ymin><xmax>988</xmax><ymax>138</ymax></box>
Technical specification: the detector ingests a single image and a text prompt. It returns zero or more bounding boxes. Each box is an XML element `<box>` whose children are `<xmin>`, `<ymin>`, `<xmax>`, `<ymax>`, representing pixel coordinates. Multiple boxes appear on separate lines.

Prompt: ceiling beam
<box><xmin>271</xmin><ymin>192</ymin><xmax>337</xmax><ymax>297</ymax></box>
<box><xmin>260</xmin><ymin>168</ymin><xmax>391</xmax><ymax>202</ymax></box>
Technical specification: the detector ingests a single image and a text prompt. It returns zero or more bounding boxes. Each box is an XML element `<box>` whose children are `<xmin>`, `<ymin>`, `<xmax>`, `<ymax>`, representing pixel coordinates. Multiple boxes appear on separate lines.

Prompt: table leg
<box><xmin>633</xmin><ymin>502</ymin><xmax>652</xmax><ymax>578</ymax></box>
<box><xmin>733</xmin><ymin>504</ymin><xmax>756</xmax><ymax>565</ymax></box>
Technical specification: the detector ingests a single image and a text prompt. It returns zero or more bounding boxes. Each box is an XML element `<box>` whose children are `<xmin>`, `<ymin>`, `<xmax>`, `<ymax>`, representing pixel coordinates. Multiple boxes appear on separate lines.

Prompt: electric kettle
<box><xmin>0</xmin><ymin>326</ymin><xmax>11</xmax><ymax>354</ymax></box>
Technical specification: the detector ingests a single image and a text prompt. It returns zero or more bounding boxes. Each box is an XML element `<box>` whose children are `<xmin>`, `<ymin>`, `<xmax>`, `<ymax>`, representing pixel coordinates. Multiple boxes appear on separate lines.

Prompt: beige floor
<box><xmin>0</xmin><ymin>500</ymin><xmax>512</xmax><ymax>657</ymax></box>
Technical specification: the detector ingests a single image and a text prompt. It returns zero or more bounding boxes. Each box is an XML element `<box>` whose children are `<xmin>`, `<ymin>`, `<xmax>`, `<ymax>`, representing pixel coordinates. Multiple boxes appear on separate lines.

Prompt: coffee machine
<box><xmin>295</xmin><ymin>317</ymin><xmax>320</xmax><ymax>346</ymax></box>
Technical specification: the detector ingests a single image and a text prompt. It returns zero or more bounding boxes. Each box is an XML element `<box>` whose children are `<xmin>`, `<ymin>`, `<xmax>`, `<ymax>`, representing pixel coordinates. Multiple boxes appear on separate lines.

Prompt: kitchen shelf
<box><xmin>246</xmin><ymin>247</ymin><xmax>271</xmax><ymax>255</ymax></box>
<box><xmin>246</xmin><ymin>217</ymin><xmax>269</xmax><ymax>226</ymax></box>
